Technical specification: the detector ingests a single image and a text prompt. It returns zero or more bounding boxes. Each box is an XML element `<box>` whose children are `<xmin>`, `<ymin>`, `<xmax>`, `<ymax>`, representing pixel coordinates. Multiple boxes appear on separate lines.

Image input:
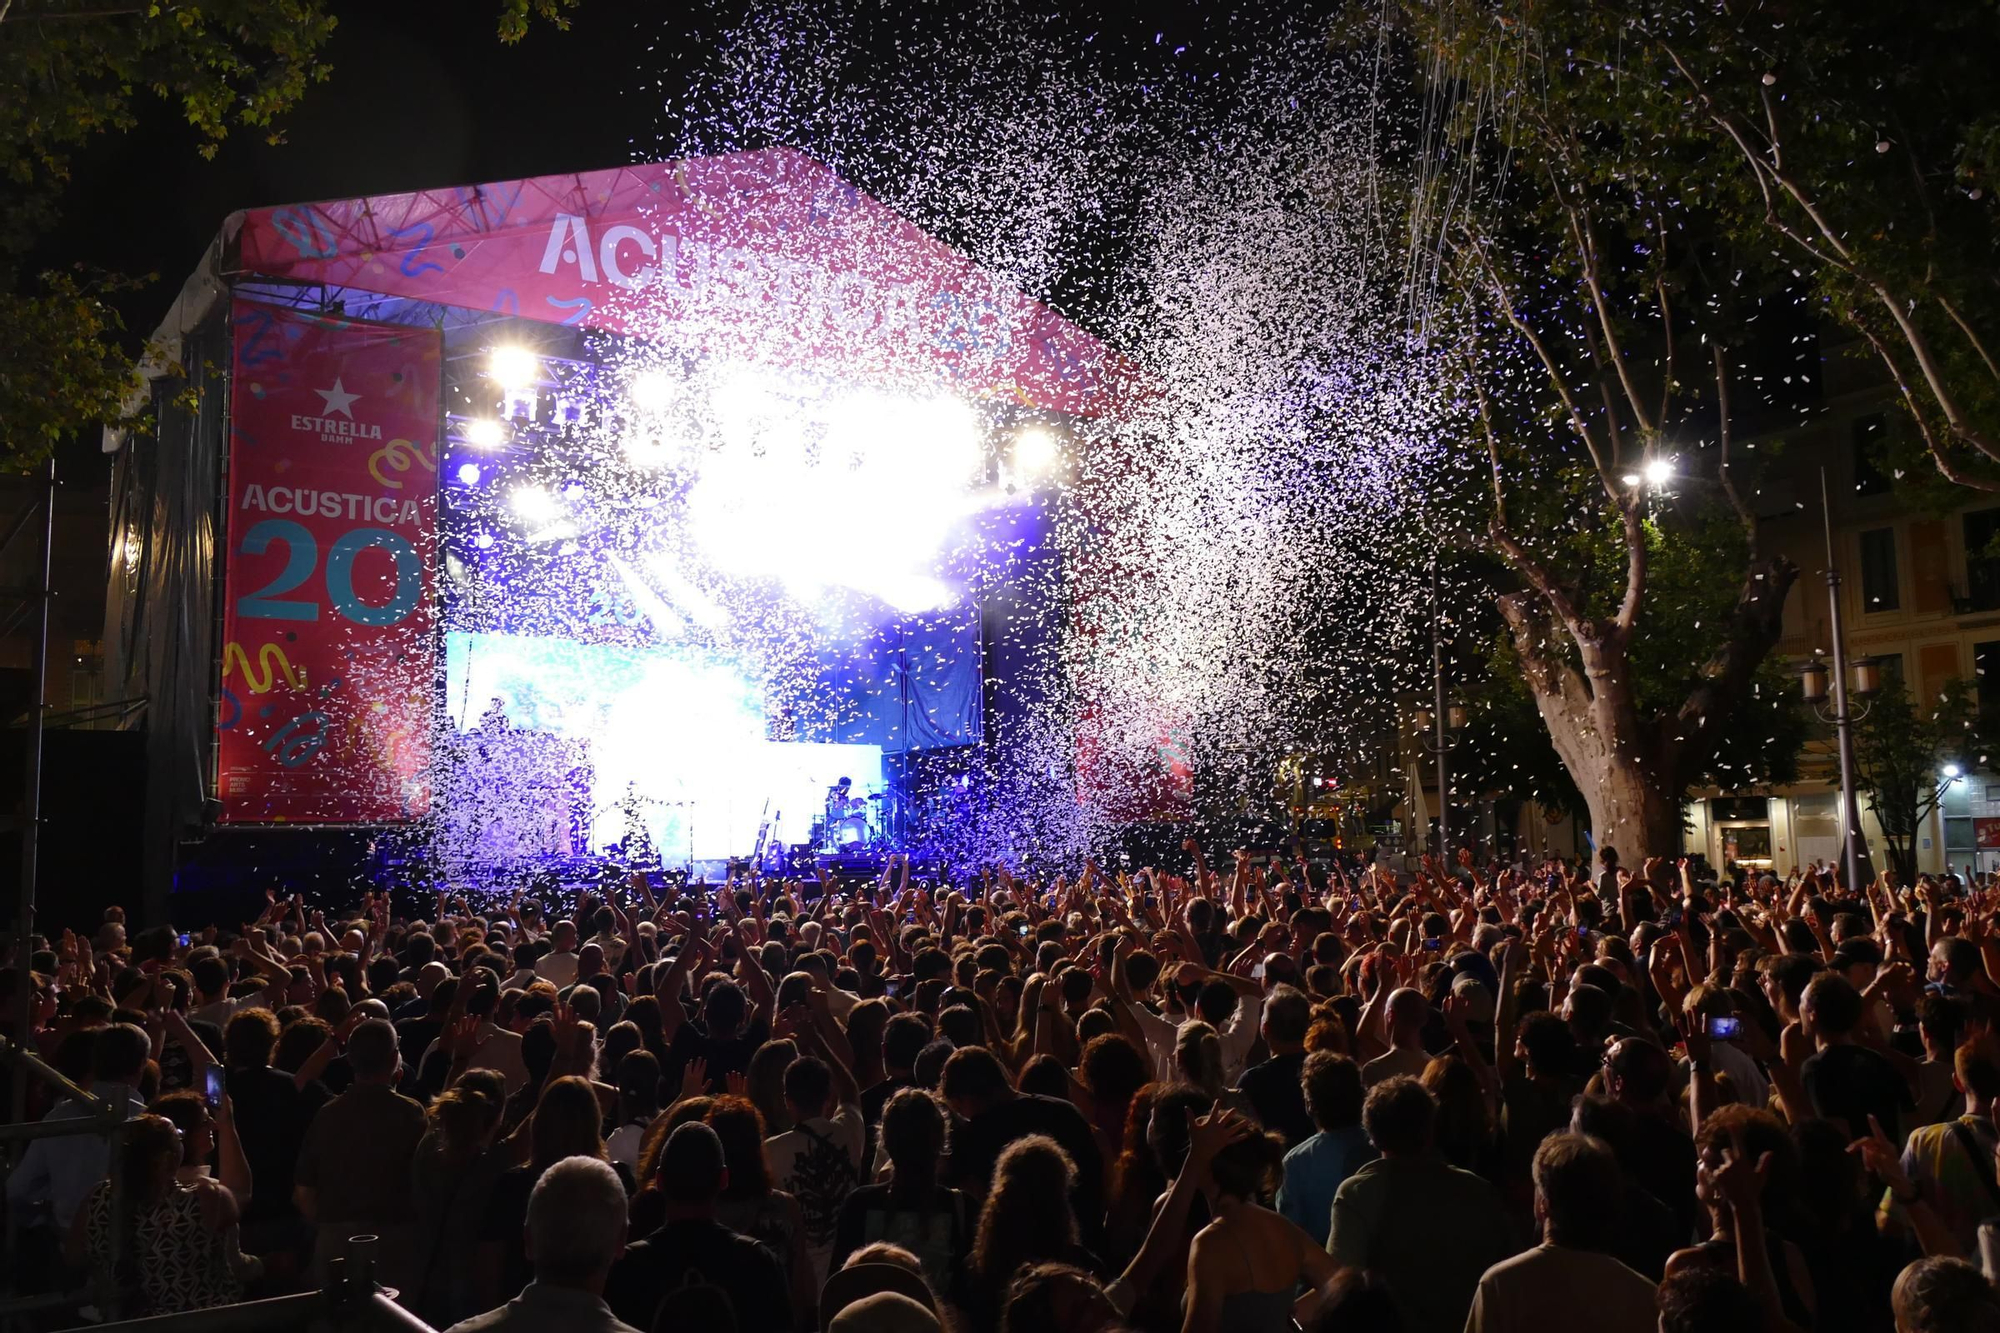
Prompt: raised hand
<box><xmin>679</xmin><ymin>1056</ymin><xmax>711</xmax><ymax>1102</ymax></box>
<box><xmin>1185</xmin><ymin>1105</ymin><xmax>1254</xmax><ymax>1177</ymax></box>
<box><xmin>1847</xmin><ymin>1115</ymin><xmax>1916</xmax><ymax>1200</ymax></box>
<box><xmin>436</xmin><ymin>1014</ymin><xmax>481</xmax><ymax>1060</ymax></box>
<box><xmin>550</xmin><ymin>1001</ymin><xmax>584</xmax><ymax>1058</ymax></box>
<box><xmin>1710</xmin><ymin>1131</ymin><xmax>1772</xmax><ymax>1213</ymax></box>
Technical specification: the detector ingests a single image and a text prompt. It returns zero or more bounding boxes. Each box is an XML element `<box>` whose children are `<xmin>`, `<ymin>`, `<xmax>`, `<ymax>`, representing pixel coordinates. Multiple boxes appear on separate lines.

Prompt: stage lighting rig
<box><xmin>463</xmin><ymin>418</ymin><xmax>507</xmax><ymax>450</ymax></box>
<box><xmin>510</xmin><ymin>484</ymin><xmax>562</xmax><ymax>525</ymax></box>
<box><xmin>489</xmin><ymin>345</ymin><xmax>541</xmax><ymax>392</ymax></box>
<box><xmin>1013</xmin><ymin>426</ymin><xmax>1060</xmax><ymax>477</ymax></box>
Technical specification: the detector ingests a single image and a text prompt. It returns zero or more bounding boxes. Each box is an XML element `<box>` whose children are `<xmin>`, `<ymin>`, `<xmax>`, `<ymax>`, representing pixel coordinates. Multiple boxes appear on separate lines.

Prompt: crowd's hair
<box><xmin>971</xmin><ymin>1135</ymin><xmax>1077</xmax><ymax>1288</ymax></box>
<box><xmin>1360</xmin><ymin>1075</ymin><xmax>1436</xmax><ymax>1156</ymax></box>
<box><xmin>526</xmin><ymin>1156</ymin><xmax>627</xmax><ymax>1284</ymax></box>
<box><xmin>428</xmin><ymin>1085</ymin><xmax>502</xmax><ymax>1164</ymax></box>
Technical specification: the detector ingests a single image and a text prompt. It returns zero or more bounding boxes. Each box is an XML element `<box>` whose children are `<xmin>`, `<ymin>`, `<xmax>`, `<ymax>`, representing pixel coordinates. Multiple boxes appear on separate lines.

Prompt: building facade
<box><xmin>1683</xmin><ymin>338</ymin><xmax>2000</xmax><ymax>879</ymax></box>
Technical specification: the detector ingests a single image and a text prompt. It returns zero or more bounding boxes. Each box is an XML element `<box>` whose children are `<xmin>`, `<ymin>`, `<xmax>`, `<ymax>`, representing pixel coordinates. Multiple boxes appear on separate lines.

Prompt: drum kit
<box><xmin>812</xmin><ymin>783</ymin><xmax>894</xmax><ymax>853</ymax></box>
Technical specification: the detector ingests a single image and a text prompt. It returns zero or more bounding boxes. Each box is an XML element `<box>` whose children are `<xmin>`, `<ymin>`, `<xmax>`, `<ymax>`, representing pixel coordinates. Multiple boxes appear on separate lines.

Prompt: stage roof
<box><xmin>206</xmin><ymin>147</ymin><xmax>1123</xmax><ymax>418</ymax></box>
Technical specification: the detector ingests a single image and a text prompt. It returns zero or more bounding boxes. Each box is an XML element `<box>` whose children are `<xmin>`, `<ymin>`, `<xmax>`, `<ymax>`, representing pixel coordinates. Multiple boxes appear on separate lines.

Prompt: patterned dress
<box><xmin>84</xmin><ymin>1180</ymin><xmax>244</xmax><ymax>1315</ymax></box>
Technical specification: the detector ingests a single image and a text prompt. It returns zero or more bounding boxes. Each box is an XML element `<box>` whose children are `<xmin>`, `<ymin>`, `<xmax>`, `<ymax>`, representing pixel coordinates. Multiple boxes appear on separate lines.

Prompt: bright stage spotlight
<box><xmin>489</xmin><ymin>345</ymin><xmax>540</xmax><ymax>392</ymax></box>
<box><xmin>455</xmin><ymin>463</ymin><xmax>482</xmax><ymax>486</ymax></box>
<box><xmin>464</xmin><ymin>418</ymin><xmax>507</xmax><ymax>450</ymax></box>
<box><xmin>1644</xmin><ymin>457</ymin><xmax>1675</xmax><ymax>487</ymax></box>
<box><xmin>510</xmin><ymin>484</ymin><xmax>562</xmax><ymax>525</ymax></box>
<box><xmin>473</xmin><ymin>533</ymin><xmax>495</xmax><ymax>550</ymax></box>
<box><xmin>629</xmin><ymin>370</ymin><xmax>676</xmax><ymax>413</ymax></box>
<box><xmin>1013</xmin><ymin>426</ymin><xmax>1059</xmax><ymax>477</ymax></box>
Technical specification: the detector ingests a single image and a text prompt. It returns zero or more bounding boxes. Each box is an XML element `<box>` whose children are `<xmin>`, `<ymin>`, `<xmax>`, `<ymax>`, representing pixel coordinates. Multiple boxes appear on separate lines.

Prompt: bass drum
<box><xmin>835</xmin><ymin>813</ymin><xmax>870</xmax><ymax>848</ymax></box>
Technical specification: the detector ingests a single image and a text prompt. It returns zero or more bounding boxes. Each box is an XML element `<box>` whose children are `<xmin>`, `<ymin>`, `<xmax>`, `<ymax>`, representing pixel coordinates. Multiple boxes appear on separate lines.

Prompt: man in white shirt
<box><xmin>6</xmin><ymin>1023</ymin><xmax>151</xmax><ymax>1234</ymax></box>
<box><xmin>1123</xmin><ymin>962</ymin><xmax>1264</xmax><ymax>1084</ymax></box>
<box><xmin>187</xmin><ymin>943</ymin><xmax>289</xmax><ymax>1030</ymax></box>
<box><xmin>1683</xmin><ymin>985</ymin><xmax>1770</xmax><ymax>1112</ymax></box>
<box><xmin>461</xmin><ymin>972</ymin><xmax>529</xmax><ymax>1093</ymax></box>
<box><xmin>1466</xmin><ymin>1132</ymin><xmax>1656</xmax><ymax>1333</ymax></box>
<box><xmin>536</xmin><ymin>921</ymin><xmax>581</xmax><ymax>989</ymax></box>
<box><xmin>1361</xmin><ymin>989</ymin><xmax>1433</xmax><ymax>1087</ymax></box>
<box><xmin>763</xmin><ymin>989</ymin><xmax>865</xmax><ymax>1290</ymax></box>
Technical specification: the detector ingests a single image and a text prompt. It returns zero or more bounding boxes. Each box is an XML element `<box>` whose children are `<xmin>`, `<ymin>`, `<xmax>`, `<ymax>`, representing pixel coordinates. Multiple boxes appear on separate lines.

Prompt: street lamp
<box><xmin>1796</xmin><ymin>467</ymin><xmax>1884</xmax><ymax>892</ymax></box>
<box><xmin>1415</xmin><ymin>682</ymin><xmax>1467</xmax><ymax>864</ymax></box>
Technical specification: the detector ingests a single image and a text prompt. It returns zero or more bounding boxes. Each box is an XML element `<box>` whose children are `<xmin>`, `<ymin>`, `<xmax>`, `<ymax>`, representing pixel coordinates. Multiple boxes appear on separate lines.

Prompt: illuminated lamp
<box><xmin>489</xmin><ymin>345</ymin><xmax>539</xmax><ymax>392</ymax></box>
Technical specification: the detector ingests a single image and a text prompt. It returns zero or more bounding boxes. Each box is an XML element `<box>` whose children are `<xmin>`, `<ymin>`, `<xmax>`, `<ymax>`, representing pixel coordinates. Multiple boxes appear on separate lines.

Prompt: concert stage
<box><xmin>105</xmin><ymin>149</ymin><xmax>1135</xmax><ymax>905</ymax></box>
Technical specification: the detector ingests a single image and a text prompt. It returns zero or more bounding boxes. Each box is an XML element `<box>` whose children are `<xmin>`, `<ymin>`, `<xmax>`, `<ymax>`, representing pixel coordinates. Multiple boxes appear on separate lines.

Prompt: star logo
<box><xmin>316</xmin><ymin>378</ymin><xmax>361</xmax><ymax>418</ymax></box>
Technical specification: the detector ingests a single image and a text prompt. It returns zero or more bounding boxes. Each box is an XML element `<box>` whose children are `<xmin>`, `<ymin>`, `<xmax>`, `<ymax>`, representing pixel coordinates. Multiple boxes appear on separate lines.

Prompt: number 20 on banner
<box><xmin>235</xmin><ymin>520</ymin><xmax>422</xmax><ymax>625</ymax></box>
<box><xmin>230</xmin><ymin>519</ymin><xmax>421</xmax><ymax>771</ymax></box>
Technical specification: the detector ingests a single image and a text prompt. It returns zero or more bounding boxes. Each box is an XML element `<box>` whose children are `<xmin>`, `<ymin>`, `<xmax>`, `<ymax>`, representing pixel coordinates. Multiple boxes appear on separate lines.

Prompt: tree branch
<box><xmin>1614</xmin><ymin>500</ymin><xmax>1647</xmax><ymax>637</ymax></box>
<box><xmin>1570</xmin><ymin>199</ymin><xmax>1659</xmax><ymax>439</ymax></box>
<box><xmin>1658</xmin><ymin>557</ymin><xmax>1799</xmax><ymax>785</ymax></box>
<box><xmin>1854</xmin><ymin>324</ymin><xmax>2000</xmax><ymax>492</ymax></box>
<box><xmin>1714</xmin><ymin>344</ymin><xmax>1758</xmax><ymax>557</ymax></box>
<box><xmin>1937</xmin><ymin>296</ymin><xmax>2000</xmax><ymax>387</ymax></box>
<box><xmin>1454</xmin><ymin>230</ymin><xmax>1622</xmax><ymax>505</ymax></box>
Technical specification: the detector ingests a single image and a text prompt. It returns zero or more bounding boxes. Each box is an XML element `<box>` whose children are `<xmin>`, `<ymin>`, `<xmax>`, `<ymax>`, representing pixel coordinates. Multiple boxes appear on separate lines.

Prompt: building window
<box><xmin>1978</xmin><ymin>643</ymin><xmax>2000</xmax><ymax>724</ymax></box>
<box><xmin>1968</xmin><ymin>510</ymin><xmax>2000</xmax><ymax>611</ymax></box>
<box><xmin>1947</xmin><ymin>816</ymin><xmax>1977</xmax><ymax>855</ymax></box>
<box><xmin>1859</xmin><ymin>528</ymin><xmax>1900</xmax><ymax>611</ymax></box>
<box><xmin>1854</xmin><ymin>414</ymin><xmax>1892</xmax><ymax>497</ymax></box>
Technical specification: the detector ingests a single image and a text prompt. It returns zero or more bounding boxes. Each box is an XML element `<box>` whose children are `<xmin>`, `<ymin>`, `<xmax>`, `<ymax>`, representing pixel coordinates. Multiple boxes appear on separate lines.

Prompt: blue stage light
<box><xmin>456</xmin><ymin>463</ymin><xmax>482</xmax><ymax>486</ymax></box>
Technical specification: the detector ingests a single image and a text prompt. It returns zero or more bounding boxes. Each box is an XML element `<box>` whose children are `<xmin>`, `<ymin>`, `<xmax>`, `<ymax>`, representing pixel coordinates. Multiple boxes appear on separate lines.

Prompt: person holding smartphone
<box><xmin>1681</xmin><ymin>989</ymin><xmax>1770</xmax><ymax>1112</ymax></box>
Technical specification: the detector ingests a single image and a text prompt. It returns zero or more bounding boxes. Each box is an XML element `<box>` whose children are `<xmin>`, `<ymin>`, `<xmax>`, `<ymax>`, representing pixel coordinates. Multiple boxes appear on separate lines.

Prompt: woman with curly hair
<box><xmin>967</xmin><ymin>1135</ymin><xmax>1099</xmax><ymax>1333</ymax></box>
<box><xmin>1665</xmin><ymin>1104</ymin><xmax>1816</xmax><ymax>1330</ymax></box>
<box><xmin>705</xmin><ymin>1094</ymin><xmax>816</xmax><ymax>1326</ymax></box>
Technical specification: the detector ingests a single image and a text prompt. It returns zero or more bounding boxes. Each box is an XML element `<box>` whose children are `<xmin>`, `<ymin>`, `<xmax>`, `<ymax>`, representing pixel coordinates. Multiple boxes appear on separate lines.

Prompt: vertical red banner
<box><xmin>217</xmin><ymin>300</ymin><xmax>439</xmax><ymax>822</ymax></box>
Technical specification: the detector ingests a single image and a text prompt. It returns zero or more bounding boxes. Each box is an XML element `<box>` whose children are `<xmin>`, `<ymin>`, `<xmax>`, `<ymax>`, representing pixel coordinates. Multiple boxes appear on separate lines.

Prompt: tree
<box><xmin>0</xmin><ymin>0</ymin><xmax>579</xmax><ymax>466</ymax></box>
<box><xmin>1452</xmin><ymin>517</ymin><xmax>1808</xmax><ymax>842</ymax></box>
<box><xmin>1359</xmin><ymin>6</ymin><xmax>1804</xmax><ymax>860</ymax></box>
<box><xmin>1852</xmin><ymin>677</ymin><xmax>1989</xmax><ymax>885</ymax></box>
<box><xmin>1389</xmin><ymin>3</ymin><xmax>2000</xmax><ymax>496</ymax></box>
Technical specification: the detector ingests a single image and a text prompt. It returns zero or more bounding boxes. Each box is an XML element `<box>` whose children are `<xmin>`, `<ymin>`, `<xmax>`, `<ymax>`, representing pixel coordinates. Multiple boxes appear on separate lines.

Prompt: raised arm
<box><xmin>653</xmin><ymin>933</ymin><xmax>711</xmax><ymax>1042</ymax></box>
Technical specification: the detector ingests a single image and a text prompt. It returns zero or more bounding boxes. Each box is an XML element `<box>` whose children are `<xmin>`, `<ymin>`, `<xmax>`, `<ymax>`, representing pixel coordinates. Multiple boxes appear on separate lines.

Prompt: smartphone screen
<box><xmin>1706</xmin><ymin>1015</ymin><xmax>1741</xmax><ymax>1040</ymax></box>
<box><xmin>203</xmin><ymin>1066</ymin><xmax>225</xmax><ymax>1110</ymax></box>
<box><xmin>1423</xmin><ymin>937</ymin><xmax>1442</xmax><ymax>952</ymax></box>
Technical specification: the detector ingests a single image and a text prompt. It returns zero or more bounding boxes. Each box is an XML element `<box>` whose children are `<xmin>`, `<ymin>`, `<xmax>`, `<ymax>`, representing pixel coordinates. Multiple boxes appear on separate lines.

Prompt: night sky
<box><xmin>27</xmin><ymin>1</ymin><xmax>687</xmax><ymax>351</ymax></box>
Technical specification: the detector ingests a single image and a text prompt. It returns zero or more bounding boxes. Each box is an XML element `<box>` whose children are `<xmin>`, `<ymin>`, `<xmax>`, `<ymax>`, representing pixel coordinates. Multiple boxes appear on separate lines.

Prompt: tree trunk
<box><xmin>1496</xmin><ymin>556</ymin><xmax>1797</xmax><ymax>864</ymax></box>
<box><xmin>1580</xmin><ymin>755</ymin><xmax>1687</xmax><ymax>866</ymax></box>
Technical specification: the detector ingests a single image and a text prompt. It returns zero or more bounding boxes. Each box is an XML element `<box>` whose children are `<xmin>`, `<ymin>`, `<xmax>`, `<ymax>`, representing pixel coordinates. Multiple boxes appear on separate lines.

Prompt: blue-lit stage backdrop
<box><xmin>429</xmin><ymin>317</ymin><xmax>1068</xmax><ymax>875</ymax></box>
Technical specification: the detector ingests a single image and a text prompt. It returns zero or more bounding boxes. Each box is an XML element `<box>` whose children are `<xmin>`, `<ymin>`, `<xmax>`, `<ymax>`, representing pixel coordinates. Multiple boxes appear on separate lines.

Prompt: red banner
<box><xmin>233</xmin><ymin>148</ymin><xmax>1131</xmax><ymax>419</ymax></box>
<box><xmin>217</xmin><ymin>301</ymin><xmax>440</xmax><ymax>822</ymax></box>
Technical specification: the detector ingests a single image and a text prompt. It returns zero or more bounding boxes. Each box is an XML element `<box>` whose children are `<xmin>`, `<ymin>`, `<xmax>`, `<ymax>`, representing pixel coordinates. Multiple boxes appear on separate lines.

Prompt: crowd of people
<box><xmin>6</xmin><ymin>839</ymin><xmax>2000</xmax><ymax>1333</ymax></box>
